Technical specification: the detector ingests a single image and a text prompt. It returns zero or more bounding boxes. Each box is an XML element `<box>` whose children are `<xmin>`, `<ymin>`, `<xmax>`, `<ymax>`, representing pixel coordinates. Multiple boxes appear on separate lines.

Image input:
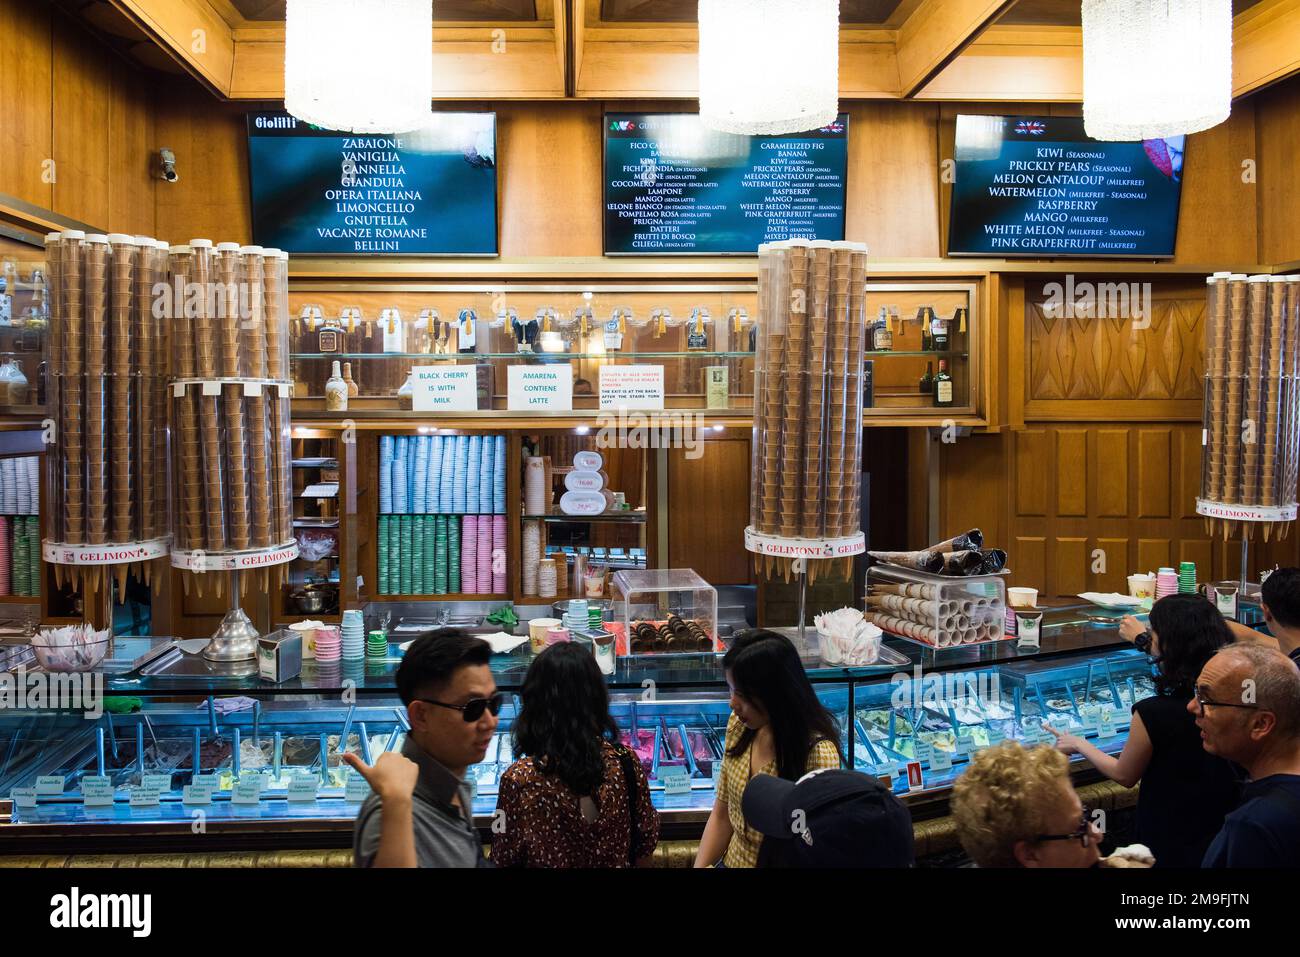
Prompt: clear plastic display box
<box><xmin>611</xmin><ymin>568</ymin><xmax>719</xmax><ymax>655</ymax></box>
<box><xmin>865</xmin><ymin>564</ymin><xmax>1007</xmax><ymax>648</ymax></box>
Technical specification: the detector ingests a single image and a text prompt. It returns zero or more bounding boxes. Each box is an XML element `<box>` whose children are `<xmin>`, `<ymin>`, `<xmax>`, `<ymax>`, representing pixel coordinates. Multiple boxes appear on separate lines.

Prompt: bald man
<box><xmin>1193</xmin><ymin>644</ymin><xmax>1300</xmax><ymax>867</ymax></box>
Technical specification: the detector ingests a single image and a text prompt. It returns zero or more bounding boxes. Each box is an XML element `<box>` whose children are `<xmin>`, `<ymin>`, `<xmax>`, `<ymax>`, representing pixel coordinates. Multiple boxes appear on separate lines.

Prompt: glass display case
<box><xmin>0</xmin><ymin>603</ymin><xmax>1157</xmax><ymax>849</ymax></box>
<box><xmin>0</xmin><ymin>254</ymin><xmax>48</xmax><ymax>415</ymax></box>
<box><xmin>287</xmin><ymin>284</ymin><xmax>759</xmax><ymax>411</ymax></box>
<box><xmin>863</xmin><ymin>282</ymin><xmax>977</xmax><ymax>416</ymax></box>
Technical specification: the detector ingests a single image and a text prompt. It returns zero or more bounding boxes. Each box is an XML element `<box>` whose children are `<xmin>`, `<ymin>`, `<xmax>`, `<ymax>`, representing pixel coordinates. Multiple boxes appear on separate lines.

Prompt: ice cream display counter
<box><xmin>0</xmin><ymin>603</ymin><xmax>1163</xmax><ymax>853</ymax></box>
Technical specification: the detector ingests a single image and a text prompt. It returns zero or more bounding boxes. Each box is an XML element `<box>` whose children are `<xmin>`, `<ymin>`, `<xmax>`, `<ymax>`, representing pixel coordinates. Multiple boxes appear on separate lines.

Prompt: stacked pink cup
<box><xmin>1155</xmin><ymin>568</ymin><xmax>1178</xmax><ymax>599</ymax></box>
<box><xmin>313</xmin><ymin>625</ymin><xmax>341</xmax><ymax>663</ymax></box>
<box><xmin>476</xmin><ymin>519</ymin><xmax>492</xmax><ymax>592</ymax></box>
<box><xmin>461</xmin><ymin>516</ymin><xmax>478</xmax><ymax>593</ymax></box>
<box><xmin>492</xmin><ymin>516</ymin><xmax>507</xmax><ymax>593</ymax></box>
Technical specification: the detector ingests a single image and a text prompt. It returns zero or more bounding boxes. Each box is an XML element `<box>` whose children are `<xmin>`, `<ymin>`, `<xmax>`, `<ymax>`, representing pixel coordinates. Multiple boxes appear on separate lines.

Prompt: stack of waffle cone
<box><xmin>801</xmin><ymin>243</ymin><xmax>831</xmax><ymax>537</ymax></box>
<box><xmin>60</xmin><ymin>238</ymin><xmax>84</xmax><ymax>543</ymax></box>
<box><xmin>223</xmin><ymin>385</ymin><xmax>251</xmax><ymax>549</ymax></box>
<box><xmin>824</xmin><ymin>245</ymin><xmax>852</xmax><ymax>536</ymax></box>
<box><xmin>248</xmin><ymin>392</ymin><xmax>272</xmax><ymax>547</ymax></box>
<box><xmin>84</xmin><ymin>238</ymin><xmax>109</xmax><ymax>545</ymax></box>
<box><xmin>270</xmin><ymin>390</ymin><xmax>292</xmax><ymax>543</ymax></box>
<box><xmin>109</xmin><ymin>239</ymin><xmax>135</xmax><ymax>544</ymax></box>
<box><xmin>178</xmin><ymin>387</ymin><xmax>203</xmax><ymax>550</ymax></box>
<box><xmin>216</xmin><ymin>245</ymin><xmax>242</xmax><ymax>378</ymax></box>
<box><xmin>1224</xmin><ymin>279</ymin><xmax>1248</xmax><ymax>505</ymax></box>
<box><xmin>134</xmin><ymin>241</ymin><xmax>157</xmax><ymax>540</ymax></box>
<box><xmin>781</xmin><ymin>245</ymin><xmax>809</xmax><ymax>538</ymax></box>
<box><xmin>1243</xmin><ymin>278</ymin><xmax>1269</xmax><ymax>505</ymax></box>
<box><xmin>200</xmin><ymin>392</ymin><xmax>226</xmax><ymax>550</ymax></box>
<box><xmin>263</xmin><ymin>254</ymin><xmax>286</xmax><ymax>380</ymax></box>
<box><xmin>243</xmin><ymin>250</ymin><xmax>267</xmax><ymax>379</ymax></box>
<box><xmin>1262</xmin><ymin>279</ymin><xmax>1285</xmax><ymax>516</ymax></box>
<box><xmin>1205</xmin><ymin>276</ymin><xmax>1229</xmax><ymax>503</ymax></box>
<box><xmin>169</xmin><ymin>246</ymin><xmax>196</xmax><ymax>379</ymax></box>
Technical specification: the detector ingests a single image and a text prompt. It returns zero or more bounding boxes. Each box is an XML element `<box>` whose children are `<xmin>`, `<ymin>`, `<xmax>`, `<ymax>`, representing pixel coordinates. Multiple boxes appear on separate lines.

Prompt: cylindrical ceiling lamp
<box><xmin>285</xmin><ymin>0</ymin><xmax>433</xmax><ymax>134</ymax></box>
<box><xmin>698</xmin><ymin>0</ymin><xmax>841</xmax><ymax>136</ymax></box>
<box><xmin>1082</xmin><ymin>0</ymin><xmax>1232</xmax><ymax>141</ymax></box>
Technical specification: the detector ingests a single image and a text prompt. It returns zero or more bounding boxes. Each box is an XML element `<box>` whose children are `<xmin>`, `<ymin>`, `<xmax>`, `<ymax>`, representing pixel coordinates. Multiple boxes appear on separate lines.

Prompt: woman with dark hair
<box><xmin>1048</xmin><ymin>593</ymin><xmax>1242</xmax><ymax>867</ymax></box>
<box><xmin>492</xmin><ymin>642</ymin><xmax>659</xmax><ymax>868</ymax></box>
<box><xmin>695</xmin><ymin>629</ymin><xmax>844</xmax><ymax>868</ymax></box>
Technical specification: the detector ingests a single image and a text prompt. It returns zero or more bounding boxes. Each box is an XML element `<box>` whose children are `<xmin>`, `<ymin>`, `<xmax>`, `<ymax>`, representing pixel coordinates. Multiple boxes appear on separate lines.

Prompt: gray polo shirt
<box><xmin>353</xmin><ymin>737</ymin><xmax>487</xmax><ymax>868</ymax></box>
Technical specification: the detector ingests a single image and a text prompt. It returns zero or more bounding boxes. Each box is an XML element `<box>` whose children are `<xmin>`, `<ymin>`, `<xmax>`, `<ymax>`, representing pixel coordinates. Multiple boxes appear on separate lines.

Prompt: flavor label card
<box><xmin>10</xmin><ymin>787</ymin><xmax>37</xmax><ymax>808</ymax></box>
<box><xmin>344</xmin><ymin>773</ymin><xmax>372</xmax><ymax>804</ymax></box>
<box><xmin>929</xmin><ymin>749</ymin><xmax>954</xmax><ymax>772</ymax></box>
<box><xmin>35</xmin><ymin>775</ymin><xmax>66</xmax><ymax>795</ymax></box>
<box><xmin>141</xmin><ymin>773</ymin><xmax>173</xmax><ymax>793</ymax></box>
<box><xmin>287</xmin><ymin>776</ymin><xmax>319</xmax><ymax>803</ymax></box>
<box><xmin>128</xmin><ymin>786</ymin><xmax>161</xmax><ymax>808</ymax></box>
<box><xmin>661</xmin><ymin>768</ymin><xmax>691</xmax><ymax>796</ymax></box>
<box><xmin>81</xmin><ymin>776</ymin><xmax>115</xmax><ymax>806</ymax></box>
<box><xmin>231</xmin><ymin>779</ymin><xmax>263</xmax><ymax>805</ymax></box>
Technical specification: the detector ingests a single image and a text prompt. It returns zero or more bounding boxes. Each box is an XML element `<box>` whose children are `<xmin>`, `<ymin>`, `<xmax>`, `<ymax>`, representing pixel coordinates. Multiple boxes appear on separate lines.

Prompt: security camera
<box><xmin>157</xmin><ymin>148</ymin><xmax>179</xmax><ymax>183</ymax></box>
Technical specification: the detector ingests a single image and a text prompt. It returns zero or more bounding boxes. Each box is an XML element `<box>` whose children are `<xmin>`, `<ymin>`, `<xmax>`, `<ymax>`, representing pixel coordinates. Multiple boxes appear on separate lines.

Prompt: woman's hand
<box><xmin>1118</xmin><ymin>615</ymin><xmax>1145</xmax><ymax>644</ymax></box>
<box><xmin>1044</xmin><ymin>724</ymin><xmax>1085</xmax><ymax>755</ymax></box>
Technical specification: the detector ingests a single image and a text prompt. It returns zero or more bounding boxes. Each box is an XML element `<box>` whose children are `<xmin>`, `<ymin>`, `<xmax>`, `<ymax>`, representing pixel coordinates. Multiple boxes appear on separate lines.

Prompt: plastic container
<box><xmin>865</xmin><ymin>564</ymin><xmax>1007</xmax><ymax>648</ymax></box>
<box><xmin>612</xmin><ymin>568</ymin><xmax>718</xmax><ymax>655</ymax></box>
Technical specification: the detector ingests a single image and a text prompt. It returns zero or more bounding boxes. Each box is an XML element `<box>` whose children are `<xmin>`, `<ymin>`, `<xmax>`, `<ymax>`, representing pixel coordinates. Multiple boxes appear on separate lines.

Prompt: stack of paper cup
<box><xmin>1178</xmin><ymin>561</ymin><xmax>1197</xmax><ymax>594</ymax></box>
<box><xmin>477</xmin><ymin>517</ymin><xmax>493</xmax><ymax>591</ymax></box>
<box><xmin>563</xmin><ymin>599</ymin><xmax>589</xmax><ymax>632</ymax></box>
<box><xmin>341</xmin><ymin>610</ymin><xmax>365</xmax><ymax>660</ymax></box>
<box><xmin>522</xmin><ymin>520</ymin><xmax>541</xmax><ymax>594</ymax></box>
<box><xmin>538</xmin><ymin>558</ymin><xmax>557</xmax><ymax>598</ymax></box>
<box><xmin>461</xmin><ymin>515</ymin><xmax>478</xmax><ymax>592</ymax></box>
<box><xmin>524</xmin><ymin>456</ymin><xmax>548</xmax><ymax>515</ymax></box>
<box><xmin>314</xmin><ymin>626</ymin><xmax>340</xmax><ymax>663</ymax></box>
<box><xmin>1156</xmin><ymin>567</ymin><xmax>1178</xmax><ymax>599</ymax></box>
<box><xmin>492</xmin><ymin>515</ymin><xmax>507</xmax><ymax>593</ymax></box>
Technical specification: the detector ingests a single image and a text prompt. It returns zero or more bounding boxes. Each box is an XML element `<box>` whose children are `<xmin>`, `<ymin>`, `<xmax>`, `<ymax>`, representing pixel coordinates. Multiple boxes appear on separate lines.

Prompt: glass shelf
<box><xmin>522</xmin><ymin>508</ymin><xmax>647</xmax><ymax>523</ymax></box>
<box><xmin>291</xmin><ymin>351</ymin><xmax>757</xmax><ymax>360</ymax></box>
<box><xmin>865</xmin><ymin>350</ymin><xmax>969</xmax><ymax>358</ymax></box>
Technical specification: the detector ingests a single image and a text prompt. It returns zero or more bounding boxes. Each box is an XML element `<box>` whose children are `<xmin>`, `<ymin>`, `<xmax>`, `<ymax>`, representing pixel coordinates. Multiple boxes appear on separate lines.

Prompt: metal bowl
<box><xmin>291</xmin><ymin>587</ymin><xmax>332</xmax><ymax>614</ymax></box>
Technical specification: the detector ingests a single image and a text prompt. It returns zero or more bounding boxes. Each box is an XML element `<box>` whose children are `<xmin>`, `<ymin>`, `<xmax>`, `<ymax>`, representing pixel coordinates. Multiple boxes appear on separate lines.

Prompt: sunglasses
<box><xmin>416</xmin><ymin>692</ymin><xmax>504</xmax><ymax>722</ymax></box>
<box><xmin>1035</xmin><ymin>808</ymin><xmax>1099</xmax><ymax>848</ymax></box>
<box><xmin>1193</xmin><ymin>685</ymin><xmax>1261</xmax><ymax>718</ymax></box>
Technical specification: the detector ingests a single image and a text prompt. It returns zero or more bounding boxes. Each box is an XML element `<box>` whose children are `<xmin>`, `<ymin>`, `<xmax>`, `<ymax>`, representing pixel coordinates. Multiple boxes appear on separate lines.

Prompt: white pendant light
<box><xmin>1082</xmin><ymin>0</ymin><xmax>1232</xmax><ymax>141</ymax></box>
<box><xmin>284</xmin><ymin>0</ymin><xmax>433</xmax><ymax>134</ymax></box>
<box><xmin>697</xmin><ymin>0</ymin><xmax>841</xmax><ymax>136</ymax></box>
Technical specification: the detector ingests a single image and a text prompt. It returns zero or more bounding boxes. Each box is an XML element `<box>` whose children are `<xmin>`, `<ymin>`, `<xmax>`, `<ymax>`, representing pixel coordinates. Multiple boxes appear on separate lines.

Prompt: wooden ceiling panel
<box><xmin>226</xmin><ymin>0</ymin><xmax>539</xmax><ymax>20</ymax></box>
<box><xmin>1002</xmin><ymin>0</ymin><xmax>1264</xmax><ymax>27</ymax></box>
<box><xmin>598</xmin><ymin>0</ymin><xmax>904</xmax><ymax>24</ymax></box>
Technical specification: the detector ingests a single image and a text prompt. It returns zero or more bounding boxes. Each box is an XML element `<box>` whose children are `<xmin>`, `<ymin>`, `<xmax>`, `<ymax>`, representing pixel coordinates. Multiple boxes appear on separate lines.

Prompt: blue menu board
<box><xmin>948</xmin><ymin>114</ymin><xmax>1184</xmax><ymax>258</ymax></box>
<box><xmin>247</xmin><ymin>111</ymin><xmax>497</xmax><ymax>255</ymax></box>
<box><xmin>603</xmin><ymin>113</ymin><xmax>848</xmax><ymax>255</ymax></box>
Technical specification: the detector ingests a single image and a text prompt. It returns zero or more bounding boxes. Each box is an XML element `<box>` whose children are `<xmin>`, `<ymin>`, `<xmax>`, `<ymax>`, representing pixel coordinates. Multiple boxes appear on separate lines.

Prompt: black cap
<box><xmin>742</xmin><ymin>769</ymin><xmax>914</xmax><ymax>868</ymax></box>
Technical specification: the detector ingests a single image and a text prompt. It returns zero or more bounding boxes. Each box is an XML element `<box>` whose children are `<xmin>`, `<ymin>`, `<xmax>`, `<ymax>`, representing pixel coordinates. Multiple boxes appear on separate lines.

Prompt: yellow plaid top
<box><xmin>718</xmin><ymin>712</ymin><xmax>841</xmax><ymax>868</ymax></box>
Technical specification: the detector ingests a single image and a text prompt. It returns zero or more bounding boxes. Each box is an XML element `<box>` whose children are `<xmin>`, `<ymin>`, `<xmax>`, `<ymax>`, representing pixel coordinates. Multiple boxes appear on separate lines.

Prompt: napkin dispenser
<box><xmin>258</xmin><ymin>630</ymin><xmax>302</xmax><ymax>683</ymax></box>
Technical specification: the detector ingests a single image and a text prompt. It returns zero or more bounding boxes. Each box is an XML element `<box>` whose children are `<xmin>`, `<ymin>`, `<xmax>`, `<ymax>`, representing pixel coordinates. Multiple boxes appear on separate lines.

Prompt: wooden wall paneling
<box><xmin>1135</xmin><ymin>428</ymin><xmax>1172</xmax><ymax>518</ymax></box>
<box><xmin>1055</xmin><ymin>428</ymin><xmax>1087</xmax><ymax>516</ymax></box>
<box><xmin>1255</xmin><ymin>74</ymin><xmax>1300</xmax><ymax>265</ymax></box>
<box><xmin>1012</xmin><ymin>536</ymin><xmax>1046</xmax><ymax>592</ymax></box>
<box><xmin>1014</xmin><ymin>428</ymin><xmax>1048</xmax><ymax>516</ymax></box>
<box><xmin>1053</xmin><ymin>535</ymin><xmax>1088</xmax><ymax>597</ymax></box>
<box><xmin>51</xmin><ymin>20</ymin><xmax>114</xmax><ymax>229</ymax></box>
<box><xmin>843</xmin><ymin>102</ymin><xmax>942</xmax><ymax>258</ymax></box>
<box><xmin>1177</xmin><ymin>427</ymin><xmax>1205</xmax><ymax>521</ymax></box>
<box><xmin>895</xmin><ymin>0</ymin><xmax>1018</xmax><ymax>98</ymax></box>
<box><xmin>152</xmin><ymin>86</ymin><xmax>251</xmax><ymax>244</ymax></box>
<box><xmin>915</xmin><ymin>27</ymin><xmax>1082</xmax><ymax>102</ymax></box>
<box><xmin>1174</xmin><ymin>104</ymin><xmax>1258</xmax><ymax>265</ymax></box>
<box><xmin>1094</xmin><ymin>429</ymin><xmax>1129</xmax><ymax>517</ymax></box>
<box><xmin>1232</xmin><ymin>0</ymin><xmax>1300</xmax><ymax>98</ymax></box>
<box><xmin>497</xmin><ymin>101</ymin><xmax>603</xmax><ymax>256</ymax></box>
<box><xmin>667</xmin><ymin>436</ymin><xmax>752</xmax><ymax>585</ymax></box>
<box><xmin>108</xmin><ymin>57</ymin><xmax>157</xmax><ymax>236</ymax></box>
<box><xmin>1179</xmin><ymin>538</ymin><xmax>1214</xmax><ymax>580</ymax></box>
<box><xmin>0</xmin><ymin>0</ymin><xmax>53</xmax><ymax>211</ymax></box>
<box><xmin>906</xmin><ymin>427</ymin><xmax>930</xmax><ymax>547</ymax></box>
<box><xmin>939</xmin><ymin>431</ymin><xmax>1008</xmax><ymax>551</ymax></box>
<box><xmin>1136</xmin><ymin>538</ymin><xmax>1172</xmax><ymax>574</ymax></box>
<box><xmin>1094</xmin><ymin>536</ymin><xmax>1129</xmax><ymax>594</ymax></box>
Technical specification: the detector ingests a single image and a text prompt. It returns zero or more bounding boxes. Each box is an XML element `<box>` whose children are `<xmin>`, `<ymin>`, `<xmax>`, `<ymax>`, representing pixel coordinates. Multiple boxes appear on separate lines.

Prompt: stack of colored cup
<box><xmin>588</xmin><ymin>606</ymin><xmax>603</xmax><ymax>631</ymax></box>
<box><xmin>366</xmin><ymin>629</ymin><xmax>387</xmax><ymax>659</ymax></box>
<box><xmin>563</xmin><ymin>599</ymin><xmax>589</xmax><ymax>633</ymax></box>
<box><xmin>1178</xmin><ymin>561</ymin><xmax>1196</xmax><ymax>594</ymax></box>
<box><xmin>314</xmin><ymin>626</ymin><xmax>340</xmax><ymax>663</ymax></box>
<box><xmin>341</xmin><ymin>610</ymin><xmax>365</xmax><ymax>660</ymax></box>
<box><xmin>1155</xmin><ymin>567</ymin><xmax>1178</xmax><ymax>599</ymax></box>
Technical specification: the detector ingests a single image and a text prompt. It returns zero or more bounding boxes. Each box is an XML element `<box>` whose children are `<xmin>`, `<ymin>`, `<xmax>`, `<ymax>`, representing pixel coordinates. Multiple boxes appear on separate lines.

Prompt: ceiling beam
<box><xmin>895</xmin><ymin>0</ymin><xmax>1018</xmax><ymax>98</ymax></box>
<box><xmin>914</xmin><ymin>26</ymin><xmax>1081</xmax><ymax>102</ymax></box>
<box><xmin>1232</xmin><ymin>0</ymin><xmax>1300</xmax><ymax>97</ymax></box>
<box><xmin>108</xmin><ymin>0</ymin><xmax>235</xmax><ymax>96</ymax></box>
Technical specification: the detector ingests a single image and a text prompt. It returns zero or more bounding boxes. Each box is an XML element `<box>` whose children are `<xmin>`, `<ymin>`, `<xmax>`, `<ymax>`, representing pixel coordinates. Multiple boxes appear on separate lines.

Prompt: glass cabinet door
<box><xmin>863</xmin><ymin>282</ymin><xmax>978</xmax><ymax>416</ymax></box>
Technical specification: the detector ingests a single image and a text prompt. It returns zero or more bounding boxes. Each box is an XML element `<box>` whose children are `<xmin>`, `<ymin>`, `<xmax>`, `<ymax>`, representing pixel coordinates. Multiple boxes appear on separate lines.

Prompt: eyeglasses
<box><xmin>1035</xmin><ymin>809</ymin><xmax>1098</xmax><ymax>848</ymax></box>
<box><xmin>1193</xmin><ymin>685</ymin><xmax>1260</xmax><ymax>717</ymax></box>
<box><xmin>416</xmin><ymin>692</ymin><xmax>504</xmax><ymax>722</ymax></box>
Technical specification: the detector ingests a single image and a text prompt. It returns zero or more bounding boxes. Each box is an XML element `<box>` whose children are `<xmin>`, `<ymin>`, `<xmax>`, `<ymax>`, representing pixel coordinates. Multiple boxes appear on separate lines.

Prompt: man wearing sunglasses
<box><xmin>345</xmin><ymin>629</ymin><xmax>500</xmax><ymax>868</ymax></box>
<box><xmin>1193</xmin><ymin>644</ymin><xmax>1300</xmax><ymax>868</ymax></box>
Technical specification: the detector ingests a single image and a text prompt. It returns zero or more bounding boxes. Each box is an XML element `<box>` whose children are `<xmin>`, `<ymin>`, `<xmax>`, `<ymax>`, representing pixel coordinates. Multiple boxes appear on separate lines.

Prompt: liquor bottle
<box><xmin>918</xmin><ymin>308</ymin><xmax>932</xmax><ymax>351</ymax></box>
<box><xmin>874</xmin><ymin>309</ymin><xmax>893</xmax><ymax>352</ymax></box>
<box><xmin>930</xmin><ymin>309</ymin><xmax>949</xmax><ymax>352</ymax></box>
<box><xmin>919</xmin><ymin>361</ymin><xmax>933</xmax><ymax>395</ymax></box>
<box><xmin>325</xmin><ymin>361</ymin><xmax>349</xmax><ymax>411</ymax></box>
<box><xmin>687</xmin><ymin>307</ymin><xmax>710</xmax><ymax>351</ymax></box>
<box><xmin>342</xmin><ymin>361</ymin><xmax>359</xmax><ymax>397</ymax></box>
<box><xmin>934</xmin><ymin>359</ymin><xmax>954</xmax><ymax>407</ymax></box>
<box><xmin>381</xmin><ymin>308</ymin><xmax>405</xmax><ymax>353</ymax></box>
